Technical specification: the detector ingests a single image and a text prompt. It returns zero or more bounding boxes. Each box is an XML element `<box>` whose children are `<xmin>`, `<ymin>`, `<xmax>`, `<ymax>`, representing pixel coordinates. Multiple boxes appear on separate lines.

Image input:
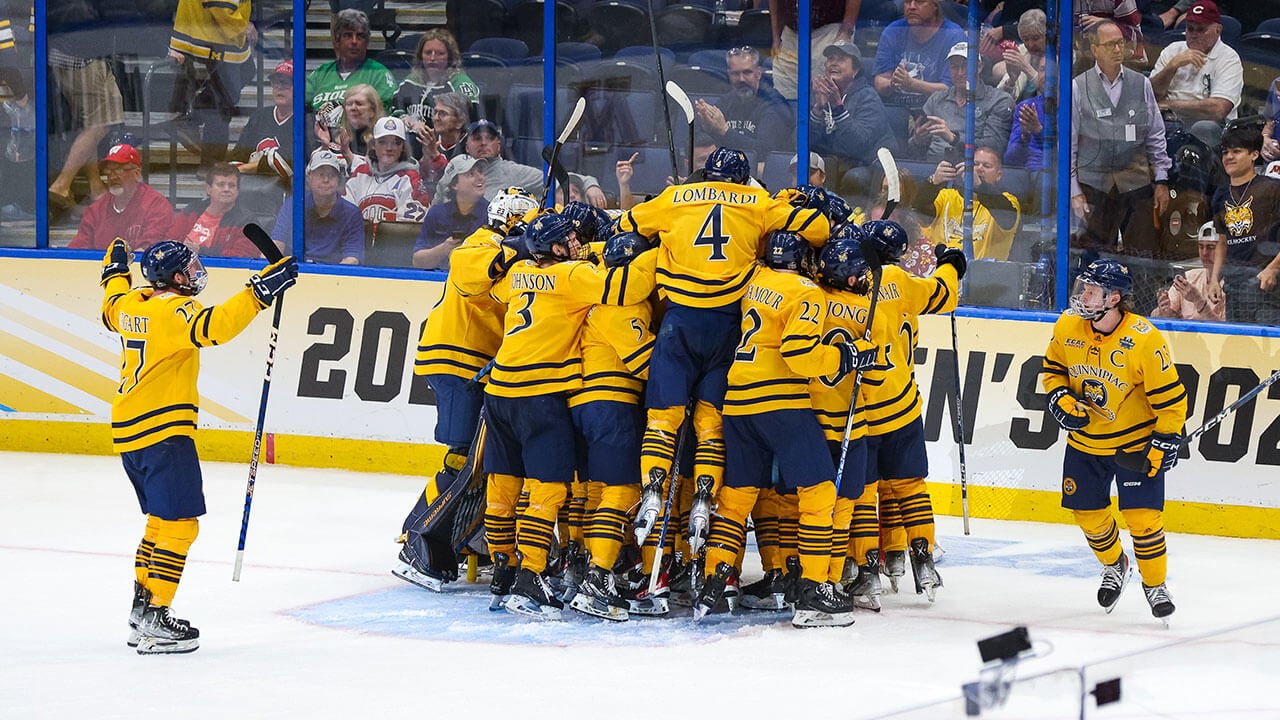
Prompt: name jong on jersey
<box><xmin>809</xmin><ymin>287</ymin><xmax>890</xmax><ymax>443</ymax></box>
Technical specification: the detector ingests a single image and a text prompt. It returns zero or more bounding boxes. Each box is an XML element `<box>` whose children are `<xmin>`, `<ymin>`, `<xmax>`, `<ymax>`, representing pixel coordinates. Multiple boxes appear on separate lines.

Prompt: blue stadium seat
<box><xmin>468</xmin><ymin>37</ymin><xmax>530</xmax><ymax>61</ymax></box>
<box><xmin>1258</xmin><ymin>18</ymin><xmax>1280</xmax><ymax>35</ymax></box>
<box><xmin>557</xmin><ymin>41</ymin><xmax>602</xmax><ymax>65</ymax></box>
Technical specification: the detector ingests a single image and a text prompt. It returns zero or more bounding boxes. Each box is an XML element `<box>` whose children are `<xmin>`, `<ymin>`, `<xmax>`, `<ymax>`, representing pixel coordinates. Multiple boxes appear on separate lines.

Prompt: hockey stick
<box><xmin>1115</xmin><ymin>368</ymin><xmax>1280</xmax><ymax>474</ymax></box>
<box><xmin>949</xmin><ymin>312</ymin><xmax>971</xmax><ymax>535</ymax></box>
<box><xmin>647</xmin><ymin>400</ymin><xmax>696</xmax><ymax>596</ymax></box>
<box><xmin>834</xmin><ymin>242</ymin><xmax>884</xmax><ymax>490</ymax></box>
<box><xmin>540</xmin><ymin>144</ymin><xmax>572</xmax><ymax>205</ymax></box>
<box><xmin>232</xmin><ymin>223</ymin><xmax>287</xmax><ymax>582</ymax></box>
<box><xmin>540</xmin><ymin>96</ymin><xmax>586</xmax><ymax>209</ymax></box>
<box><xmin>877</xmin><ymin>147</ymin><xmax>900</xmax><ymax>220</ymax></box>
<box><xmin>645</xmin><ymin>0</ymin><xmax>680</xmax><ymax>183</ymax></box>
<box><xmin>665</xmin><ymin>81</ymin><xmax>695</xmax><ymax>178</ymax></box>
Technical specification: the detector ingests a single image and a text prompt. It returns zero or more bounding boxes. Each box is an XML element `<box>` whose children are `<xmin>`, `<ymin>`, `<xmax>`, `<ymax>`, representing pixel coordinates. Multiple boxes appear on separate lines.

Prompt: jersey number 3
<box><xmin>693</xmin><ymin>205</ymin><xmax>730</xmax><ymax>262</ymax></box>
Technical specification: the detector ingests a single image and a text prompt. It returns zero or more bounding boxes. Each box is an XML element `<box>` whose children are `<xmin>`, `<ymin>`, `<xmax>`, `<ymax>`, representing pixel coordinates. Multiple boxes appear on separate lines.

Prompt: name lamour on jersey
<box><xmin>1068</xmin><ymin>363</ymin><xmax>1131</xmax><ymax>392</ymax></box>
<box><xmin>117</xmin><ymin>312</ymin><xmax>150</xmax><ymax>334</ymax></box>
<box><xmin>670</xmin><ymin>186</ymin><xmax>760</xmax><ymax>205</ymax></box>
<box><xmin>508</xmin><ymin>271</ymin><xmax>557</xmax><ymax>292</ymax></box>
<box><xmin>744</xmin><ymin>283</ymin><xmax>784</xmax><ymax>310</ymax></box>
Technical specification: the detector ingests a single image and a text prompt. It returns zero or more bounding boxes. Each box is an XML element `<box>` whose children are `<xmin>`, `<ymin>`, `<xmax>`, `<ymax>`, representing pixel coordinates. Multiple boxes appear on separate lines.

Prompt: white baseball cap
<box><xmin>789</xmin><ymin>151</ymin><xmax>825</xmax><ymax>173</ymax></box>
<box><xmin>947</xmin><ymin>42</ymin><xmax>970</xmax><ymax>61</ymax></box>
<box><xmin>1197</xmin><ymin>221</ymin><xmax>1219</xmax><ymax>242</ymax></box>
<box><xmin>306</xmin><ymin>149</ymin><xmax>347</xmax><ymax>175</ymax></box>
<box><xmin>372</xmin><ymin>116</ymin><xmax>407</xmax><ymax>141</ymax></box>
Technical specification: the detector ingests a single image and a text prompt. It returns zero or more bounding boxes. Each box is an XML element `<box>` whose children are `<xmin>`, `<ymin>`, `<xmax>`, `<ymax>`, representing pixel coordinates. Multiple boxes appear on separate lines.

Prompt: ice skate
<box><xmin>1097</xmin><ymin>554</ymin><xmax>1131</xmax><ymax>614</ymax></box>
<box><xmin>135</xmin><ymin>605</ymin><xmax>200</xmax><ymax>655</ymax></box>
<box><xmin>792</xmin><ymin>578</ymin><xmax>855</xmax><ymax>628</ymax></box>
<box><xmin>844</xmin><ymin>554</ymin><xmax>884</xmax><ymax>612</ymax></box>
<box><xmin>618</xmin><ymin>562</ymin><xmax>670</xmax><ymax>615</ymax></box>
<box><xmin>881</xmin><ymin>549</ymin><xmax>906</xmax><ymax>593</ymax></box>
<box><xmin>692</xmin><ymin>562</ymin><xmax>737</xmax><ymax>621</ymax></box>
<box><xmin>392</xmin><ymin>545</ymin><xmax>449</xmax><ymax>592</ymax></box>
<box><xmin>632</xmin><ymin>468</ymin><xmax>666</xmax><ymax>544</ymax></box>
<box><xmin>569</xmin><ymin>566</ymin><xmax>629</xmax><ymax>622</ymax></box>
<box><xmin>687</xmin><ymin>475</ymin><xmax>714</xmax><ymax>555</ymax></box>
<box><xmin>908</xmin><ymin>538</ymin><xmax>942</xmax><ymax>602</ymax></box>
<box><xmin>668</xmin><ymin>554</ymin><xmax>698</xmax><ymax>606</ymax></box>
<box><xmin>504</xmin><ymin>568</ymin><xmax>564</xmax><ymax>621</ymax></box>
<box><xmin>1143</xmin><ymin>582</ymin><xmax>1174</xmax><ymax>626</ymax></box>
<box><xmin>127</xmin><ymin>581</ymin><xmax>151</xmax><ymax>648</ymax></box>
<box><xmin>488</xmin><ymin>551</ymin><xmax>517</xmax><ymax>611</ymax></box>
<box><xmin>740</xmin><ymin>569</ymin><xmax>788</xmax><ymax>611</ymax></box>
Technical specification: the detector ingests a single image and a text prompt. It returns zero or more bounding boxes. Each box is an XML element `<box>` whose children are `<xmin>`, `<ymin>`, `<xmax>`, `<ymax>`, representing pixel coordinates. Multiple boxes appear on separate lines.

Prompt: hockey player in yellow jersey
<box><xmin>565</xmin><ymin>231</ymin><xmax>657</xmax><ymax>621</ymax></box>
<box><xmin>615</xmin><ymin>149</ymin><xmax>836</xmax><ymax>595</ymax></box>
<box><xmin>483</xmin><ymin>213</ymin><xmax>658</xmax><ymax>620</ymax></box>
<box><xmin>1042</xmin><ymin>259</ymin><xmax>1187</xmax><ymax>622</ymax></box>
<box><xmin>395</xmin><ymin>187</ymin><xmax>540</xmax><ymax>593</ymax></box>
<box><xmin>691</xmin><ymin>230</ymin><xmax>876</xmax><ymax>628</ymax></box>
<box><xmin>101</xmin><ymin>238</ymin><xmax>298</xmax><ymax>654</ymax></box>
<box><xmin>858</xmin><ymin>219</ymin><xmax>965</xmax><ymax>602</ymax></box>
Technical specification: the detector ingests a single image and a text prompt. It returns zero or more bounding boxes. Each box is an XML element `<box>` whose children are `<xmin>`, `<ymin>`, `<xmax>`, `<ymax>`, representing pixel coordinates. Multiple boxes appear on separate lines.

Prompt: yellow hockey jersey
<box><xmin>101</xmin><ymin>275</ymin><xmax>264</xmax><ymax>453</ymax></box>
<box><xmin>414</xmin><ymin>226</ymin><xmax>508</xmax><ymax>381</ymax></box>
<box><xmin>169</xmin><ymin>0</ymin><xmax>253</xmax><ymax>63</ymax></box>
<box><xmin>1042</xmin><ymin>311</ymin><xmax>1188</xmax><ymax>455</ymax></box>
<box><xmin>809</xmin><ymin>286</ymin><xmax>891</xmax><ymax>443</ymax></box>
<box><xmin>487</xmin><ymin>251</ymin><xmax>658</xmax><ymax>398</ymax></box>
<box><xmin>723</xmin><ymin>267</ymin><xmax>843</xmax><ymax>416</ymax></box>
<box><xmin>861</xmin><ymin>263</ymin><xmax>960</xmax><ymax>436</ymax></box>
<box><xmin>924</xmin><ymin>188</ymin><xmax>1022</xmax><ymax>261</ymax></box>
<box><xmin>616</xmin><ymin>182</ymin><xmax>830</xmax><ymax>309</ymax></box>
<box><xmin>567</xmin><ymin>300</ymin><xmax>655</xmax><ymax>408</ymax></box>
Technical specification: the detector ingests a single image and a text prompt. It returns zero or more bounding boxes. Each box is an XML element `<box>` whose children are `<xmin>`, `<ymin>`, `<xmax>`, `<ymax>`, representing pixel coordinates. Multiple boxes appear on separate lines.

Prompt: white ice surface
<box><xmin>2</xmin><ymin>451</ymin><xmax>1277</xmax><ymax>719</ymax></box>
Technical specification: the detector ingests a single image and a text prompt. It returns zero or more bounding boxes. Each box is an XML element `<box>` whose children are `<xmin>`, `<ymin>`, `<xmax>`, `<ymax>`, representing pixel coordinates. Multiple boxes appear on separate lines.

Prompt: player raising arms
<box><xmin>101</xmin><ymin>238</ymin><xmax>298</xmax><ymax>654</ymax></box>
<box><xmin>615</xmin><ymin>149</ymin><xmax>835</xmax><ymax>595</ymax></box>
<box><xmin>1042</xmin><ymin>259</ymin><xmax>1187</xmax><ymax>622</ymax></box>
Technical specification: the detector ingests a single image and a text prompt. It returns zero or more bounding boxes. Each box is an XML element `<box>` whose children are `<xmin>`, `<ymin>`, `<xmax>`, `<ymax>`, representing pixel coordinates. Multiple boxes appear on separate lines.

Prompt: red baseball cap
<box><xmin>1186</xmin><ymin>0</ymin><xmax>1221</xmax><ymax>26</ymax></box>
<box><xmin>103</xmin><ymin>143</ymin><xmax>141</xmax><ymax>165</ymax></box>
<box><xmin>270</xmin><ymin>60</ymin><xmax>293</xmax><ymax>79</ymax></box>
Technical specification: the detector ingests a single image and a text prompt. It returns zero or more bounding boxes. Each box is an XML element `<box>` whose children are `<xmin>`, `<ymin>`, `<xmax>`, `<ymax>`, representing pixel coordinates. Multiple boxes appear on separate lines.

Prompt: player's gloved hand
<box><xmin>836</xmin><ymin>339</ymin><xmax>878</xmax><ymax>379</ymax></box>
<box><xmin>493</xmin><ymin>235</ymin><xmax>533</xmax><ymax>276</ymax></box>
<box><xmin>100</xmin><ymin>237</ymin><xmax>132</xmax><ymax>285</ymax></box>
<box><xmin>934</xmin><ymin>243</ymin><xmax>968</xmax><ymax>279</ymax></box>
<box><xmin>248</xmin><ymin>256</ymin><xmax>299</xmax><ymax>307</ymax></box>
<box><xmin>1047</xmin><ymin>387</ymin><xmax>1090</xmax><ymax>431</ymax></box>
<box><xmin>1143</xmin><ymin>432</ymin><xmax>1181</xmax><ymax>478</ymax></box>
<box><xmin>821</xmin><ymin>193</ymin><xmax>853</xmax><ymax>225</ymax></box>
<box><xmin>774</xmin><ymin>187</ymin><xmax>808</xmax><ymax>206</ymax></box>
<box><xmin>505</xmin><ymin>219</ymin><xmax>528</xmax><ymax>237</ymax></box>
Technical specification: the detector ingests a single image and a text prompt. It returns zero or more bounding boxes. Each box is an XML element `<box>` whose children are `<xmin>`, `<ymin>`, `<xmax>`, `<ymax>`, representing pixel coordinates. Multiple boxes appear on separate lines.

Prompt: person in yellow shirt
<box><xmin>101</xmin><ymin>238</ymin><xmax>297</xmax><ymax>654</ymax></box>
<box><xmin>1042</xmin><ymin>259</ymin><xmax>1187</xmax><ymax>622</ymax></box>
<box><xmin>912</xmin><ymin>147</ymin><xmax>1022</xmax><ymax>260</ymax></box>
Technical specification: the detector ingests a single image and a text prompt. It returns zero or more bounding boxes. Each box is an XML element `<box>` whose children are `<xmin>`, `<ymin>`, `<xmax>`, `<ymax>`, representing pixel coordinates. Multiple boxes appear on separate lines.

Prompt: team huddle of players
<box><xmin>393</xmin><ymin>147</ymin><xmax>967</xmax><ymax>628</ymax></box>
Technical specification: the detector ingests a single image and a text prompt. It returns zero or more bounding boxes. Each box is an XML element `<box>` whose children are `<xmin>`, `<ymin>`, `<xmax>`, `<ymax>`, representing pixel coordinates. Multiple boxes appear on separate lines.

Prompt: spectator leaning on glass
<box><xmin>694</xmin><ymin>46</ymin><xmax>793</xmax><ymax>161</ymax></box>
<box><xmin>1206</xmin><ymin>123</ymin><xmax>1280</xmax><ymax>324</ymax></box>
<box><xmin>273</xmin><ymin>149</ymin><xmax>364</xmax><ymax>265</ymax></box>
<box><xmin>1152</xmin><ymin>221</ymin><xmax>1226</xmax><ymax>321</ymax></box>
<box><xmin>1070</xmin><ymin>21</ymin><xmax>1170</xmax><ymax>257</ymax></box>
<box><xmin>344</xmin><ymin>116</ymin><xmax>429</xmax><ymax>224</ymax></box>
<box><xmin>169</xmin><ymin>162</ymin><xmax>261</xmax><ymax>258</ymax></box>
<box><xmin>413</xmin><ymin>154</ymin><xmax>489</xmax><ymax>270</ymax></box>
<box><xmin>69</xmin><ymin>144</ymin><xmax>174</xmax><ymax>251</ymax></box>
<box><xmin>392</xmin><ymin>29</ymin><xmax>479</xmax><ymax>132</ymax></box>
<box><xmin>305</xmin><ymin>9</ymin><xmax>395</xmax><ymax>112</ymax></box>
<box><xmin>809</xmin><ymin>41</ymin><xmax>898</xmax><ymax>168</ymax></box>
<box><xmin>914</xmin><ymin>146</ymin><xmax>1022</xmax><ymax>260</ymax></box>
<box><xmin>1149</xmin><ymin>0</ymin><xmax>1242</xmax><ymax>150</ymax></box>
<box><xmin>909</xmin><ymin>43</ymin><xmax>1013</xmax><ymax>165</ymax></box>
<box><xmin>768</xmin><ymin>0</ymin><xmax>858</xmax><ymax>102</ymax></box>
<box><xmin>873</xmin><ymin>0</ymin><xmax>965</xmax><ymax>108</ymax></box>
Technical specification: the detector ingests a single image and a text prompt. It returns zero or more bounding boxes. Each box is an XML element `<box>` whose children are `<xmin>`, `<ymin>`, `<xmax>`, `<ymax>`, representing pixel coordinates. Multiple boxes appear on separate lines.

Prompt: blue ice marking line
<box><xmin>936</xmin><ymin>535</ymin><xmax>1101</xmax><ymax>579</ymax></box>
<box><xmin>286</xmin><ymin>584</ymin><xmax>787</xmax><ymax>646</ymax></box>
<box><xmin>0</xmin><ymin>403</ymin><xmax>13</xmax><ymax>412</ymax></box>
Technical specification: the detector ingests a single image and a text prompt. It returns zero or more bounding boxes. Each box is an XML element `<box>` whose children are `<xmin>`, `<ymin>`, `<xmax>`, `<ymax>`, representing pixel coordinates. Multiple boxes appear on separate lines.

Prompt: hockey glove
<box><xmin>493</xmin><ymin>235</ymin><xmax>533</xmax><ymax>277</ymax></box>
<box><xmin>821</xmin><ymin>193</ymin><xmax>853</xmax><ymax>225</ymax></box>
<box><xmin>101</xmin><ymin>238</ymin><xmax>132</xmax><ymax>285</ymax></box>
<box><xmin>836</xmin><ymin>340</ymin><xmax>878</xmax><ymax>380</ymax></box>
<box><xmin>1047</xmin><ymin>387</ymin><xmax>1090</xmax><ymax>432</ymax></box>
<box><xmin>1143</xmin><ymin>432</ymin><xmax>1181</xmax><ymax>478</ymax></box>
<box><xmin>248</xmin><ymin>256</ymin><xmax>299</xmax><ymax>307</ymax></box>
<box><xmin>934</xmin><ymin>244</ymin><xmax>968</xmax><ymax>280</ymax></box>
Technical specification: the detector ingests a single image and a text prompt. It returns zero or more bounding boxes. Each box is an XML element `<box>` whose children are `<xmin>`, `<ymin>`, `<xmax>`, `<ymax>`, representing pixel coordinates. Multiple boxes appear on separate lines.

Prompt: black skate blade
<box><xmin>626</xmin><ymin>597</ymin><xmax>670</xmax><ymax>616</ymax></box>
<box><xmin>392</xmin><ymin>564</ymin><xmax>446</xmax><ymax>593</ymax></box>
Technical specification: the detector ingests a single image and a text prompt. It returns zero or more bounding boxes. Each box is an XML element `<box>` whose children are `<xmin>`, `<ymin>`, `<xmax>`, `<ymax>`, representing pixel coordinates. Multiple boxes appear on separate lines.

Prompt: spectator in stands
<box><xmin>809</xmin><ymin>41</ymin><xmax>898</xmax><ymax>169</ymax></box>
<box><xmin>694</xmin><ymin>46</ymin><xmax>793</xmax><ymax>160</ymax></box>
<box><xmin>1152</xmin><ymin>221</ymin><xmax>1226</xmax><ymax>320</ymax></box>
<box><xmin>166</xmin><ymin>0</ymin><xmax>255</xmax><ymax>167</ymax></box>
<box><xmin>978</xmin><ymin>0</ymin><xmax>1044</xmax><ymax>56</ymax></box>
<box><xmin>68</xmin><ymin>144</ymin><xmax>174</xmax><ymax>251</ymax></box>
<box><xmin>413</xmin><ymin>154</ymin><xmax>488</xmax><ymax>270</ymax></box>
<box><xmin>873</xmin><ymin>0</ymin><xmax>965</xmax><ymax>109</ymax></box>
<box><xmin>442</xmin><ymin>119</ymin><xmax>541</xmax><ymax>201</ymax></box>
<box><xmin>392</xmin><ymin>29</ymin><xmax>480</xmax><ymax>135</ymax></box>
<box><xmin>1070</xmin><ymin>21</ymin><xmax>1170</xmax><ymax>257</ymax></box>
<box><xmin>791</xmin><ymin>152</ymin><xmax>827</xmax><ymax>187</ymax></box>
<box><xmin>1076</xmin><ymin>0</ymin><xmax>1145</xmax><ymax>64</ymax></box>
<box><xmin>912</xmin><ymin>146</ymin><xmax>1022</xmax><ymax>260</ymax></box>
<box><xmin>231</xmin><ymin>59</ymin><xmax>295</xmax><ymax>226</ymax></box>
<box><xmin>768</xmin><ymin>0</ymin><xmax>859</xmax><ymax>102</ymax></box>
<box><xmin>273</xmin><ymin>149</ymin><xmax>364</xmax><ymax>265</ymax></box>
<box><xmin>1206</xmin><ymin>123</ymin><xmax>1280</xmax><ymax>324</ymax></box>
<box><xmin>319</xmin><ymin>83</ymin><xmax>385</xmax><ymax>164</ymax></box>
<box><xmin>1152</xmin><ymin>0</ymin><xmax>1193</xmax><ymax>29</ymax></box>
<box><xmin>344</xmin><ymin>116</ymin><xmax>429</xmax><ymax>224</ymax></box>
<box><xmin>1149</xmin><ymin>0</ymin><xmax>1243</xmax><ymax>150</ymax></box>
<box><xmin>46</xmin><ymin>2</ymin><xmax>124</xmax><ymax>217</ymax></box>
<box><xmin>423</xmin><ymin>91</ymin><xmax>470</xmax><ymax>161</ymax></box>
<box><xmin>992</xmin><ymin>9</ymin><xmax>1046</xmax><ymax>103</ymax></box>
<box><xmin>169</xmin><ymin>162</ymin><xmax>261</xmax><ymax>258</ymax></box>
<box><xmin>908</xmin><ymin>43</ymin><xmax>1013</xmax><ymax>165</ymax></box>
<box><xmin>305</xmin><ymin>9</ymin><xmax>396</xmax><ymax>112</ymax></box>
<box><xmin>1264</xmin><ymin>77</ymin><xmax>1280</xmax><ymax>162</ymax></box>
<box><xmin>1004</xmin><ymin>61</ymin><xmax>1049</xmax><ymax>170</ymax></box>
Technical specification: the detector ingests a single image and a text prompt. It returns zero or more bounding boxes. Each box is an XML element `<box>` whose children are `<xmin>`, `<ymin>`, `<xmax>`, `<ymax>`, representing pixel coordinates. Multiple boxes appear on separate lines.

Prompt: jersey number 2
<box><xmin>693</xmin><ymin>205</ymin><xmax>730</xmax><ymax>262</ymax></box>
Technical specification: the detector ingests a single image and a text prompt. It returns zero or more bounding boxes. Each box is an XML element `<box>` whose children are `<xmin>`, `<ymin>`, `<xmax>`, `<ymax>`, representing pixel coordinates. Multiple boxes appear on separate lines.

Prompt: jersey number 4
<box><xmin>693</xmin><ymin>205</ymin><xmax>730</xmax><ymax>262</ymax></box>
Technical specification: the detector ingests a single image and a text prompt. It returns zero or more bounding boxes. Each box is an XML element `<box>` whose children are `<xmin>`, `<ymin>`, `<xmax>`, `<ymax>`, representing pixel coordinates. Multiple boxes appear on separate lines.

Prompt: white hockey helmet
<box><xmin>487</xmin><ymin>186</ymin><xmax>539</xmax><ymax>231</ymax></box>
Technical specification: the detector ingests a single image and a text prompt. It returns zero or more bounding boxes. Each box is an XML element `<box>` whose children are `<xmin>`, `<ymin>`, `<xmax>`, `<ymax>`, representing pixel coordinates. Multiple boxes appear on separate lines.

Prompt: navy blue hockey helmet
<box><xmin>815</xmin><ymin>235</ymin><xmax>872</xmax><ymax>292</ymax></box>
<box><xmin>1070</xmin><ymin>258</ymin><xmax>1133</xmax><ymax>319</ymax></box>
<box><xmin>703</xmin><ymin>147</ymin><xmax>751</xmax><ymax>183</ymax></box>
<box><xmin>524</xmin><ymin>212</ymin><xmax>581</xmax><ymax>262</ymax></box>
<box><xmin>560</xmin><ymin>201</ymin><xmax>613</xmax><ymax>243</ymax></box>
<box><xmin>862</xmin><ymin>219</ymin><xmax>909</xmax><ymax>265</ymax></box>
<box><xmin>763</xmin><ymin>230</ymin><xmax>814</xmax><ymax>274</ymax></box>
<box><xmin>141</xmin><ymin>240</ymin><xmax>207</xmax><ymax>295</ymax></box>
<box><xmin>781</xmin><ymin>184</ymin><xmax>852</xmax><ymax>225</ymax></box>
<box><xmin>602</xmin><ymin>231</ymin><xmax>653</xmax><ymax>268</ymax></box>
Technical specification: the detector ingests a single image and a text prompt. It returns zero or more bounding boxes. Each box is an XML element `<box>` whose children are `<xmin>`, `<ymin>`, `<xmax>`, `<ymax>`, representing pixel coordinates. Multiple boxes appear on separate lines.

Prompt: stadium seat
<box><xmin>1220</xmin><ymin>15</ymin><xmax>1242</xmax><ymax>44</ymax></box>
<box><xmin>468</xmin><ymin>37</ymin><xmax>531</xmax><ymax>61</ymax></box>
<box><xmin>615</xmin><ymin>46</ymin><xmax>678</xmax><ymax>68</ymax></box>
<box><xmin>613</xmin><ymin>144</ymin><xmax>679</xmax><ymax>196</ymax></box>
<box><xmin>454</xmin><ymin>0</ymin><xmax>511</xmax><ymax>52</ymax></box>
<box><xmin>732</xmin><ymin>8</ymin><xmax>772</xmax><ymax>49</ymax></box>
<box><xmin>461</xmin><ymin>52</ymin><xmax>508</xmax><ymax>69</ymax></box>
<box><xmin>1258</xmin><ymin>18</ymin><xmax>1280</xmax><ymax>35</ymax></box>
<box><xmin>687</xmin><ymin>49</ymin><xmax>729</xmax><ymax>74</ymax></box>
<box><xmin>762</xmin><ymin>151</ymin><xmax>800</xmax><ymax>192</ymax></box>
<box><xmin>557</xmin><ymin>41</ymin><xmax>603</xmax><ymax>65</ymax></box>
<box><xmin>656</xmin><ymin>4</ymin><xmax>716</xmax><ymax>49</ymax></box>
<box><xmin>583</xmin><ymin>59</ymin><xmax>660</xmax><ymax>91</ymax></box>
<box><xmin>589</xmin><ymin>2</ymin><xmax>653</xmax><ymax>55</ymax></box>
<box><xmin>667</xmin><ymin>64</ymin><xmax>731</xmax><ymax>97</ymax></box>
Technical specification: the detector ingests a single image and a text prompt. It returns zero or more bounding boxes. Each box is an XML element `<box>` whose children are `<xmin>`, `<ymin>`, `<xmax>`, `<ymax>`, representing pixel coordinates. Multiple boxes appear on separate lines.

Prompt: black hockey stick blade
<box><xmin>243</xmin><ymin>223</ymin><xmax>285</xmax><ymax>263</ymax></box>
<box><xmin>1114</xmin><ymin>450</ymin><xmax>1151</xmax><ymax>475</ymax></box>
<box><xmin>541</xmin><ymin>144</ymin><xmax>572</xmax><ymax>202</ymax></box>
